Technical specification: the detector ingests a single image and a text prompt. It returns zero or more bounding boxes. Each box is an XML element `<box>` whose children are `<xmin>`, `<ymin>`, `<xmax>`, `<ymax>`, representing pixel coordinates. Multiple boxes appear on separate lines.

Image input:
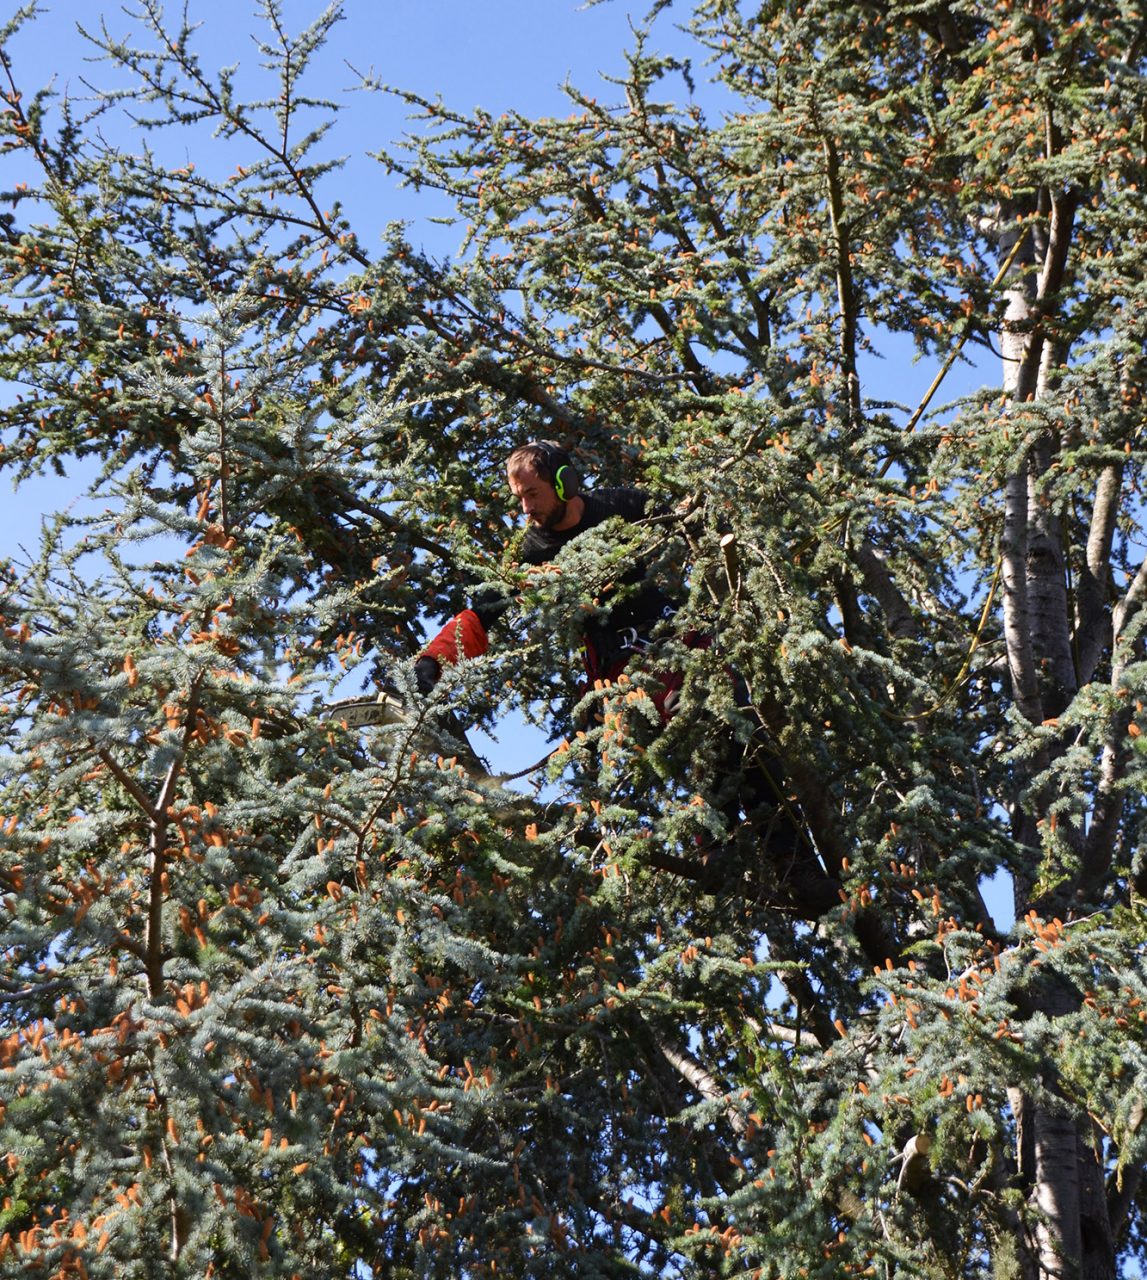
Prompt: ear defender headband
<box><xmin>533</xmin><ymin>440</ymin><xmax>579</xmax><ymax>502</ymax></box>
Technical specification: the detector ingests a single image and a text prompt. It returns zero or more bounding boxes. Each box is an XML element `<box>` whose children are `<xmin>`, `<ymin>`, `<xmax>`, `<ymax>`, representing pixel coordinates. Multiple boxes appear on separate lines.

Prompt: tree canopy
<box><xmin>1</xmin><ymin>1</ymin><xmax>1146</xmax><ymax>1277</ymax></box>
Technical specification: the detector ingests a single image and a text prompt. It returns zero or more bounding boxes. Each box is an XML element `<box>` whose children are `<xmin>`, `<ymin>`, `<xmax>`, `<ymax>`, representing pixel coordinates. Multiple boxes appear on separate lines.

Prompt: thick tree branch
<box><xmin>656</xmin><ymin>1036</ymin><xmax>748</xmax><ymax>1135</ymax></box>
<box><xmin>1112</xmin><ymin>554</ymin><xmax>1147</xmax><ymax>655</ymax></box>
<box><xmin>855</xmin><ymin>539</ymin><xmax>916</xmax><ymax>642</ymax></box>
<box><xmin>1078</xmin><ymin>727</ymin><xmax>1130</xmax><ymax>904</ymax></box>
<box><xmin>1108</xmin><ymin>1098</ymin><xmax>1145</xmax><ymax>1234</ymax></box>
<box><xmin>821</xmin><ymin>130</ymin><xmax>861</xmax><ymax>431</ymax></box>
<box><xmin>1002</xmin><ymin>461</ymin><xmax>1043</xmax><ymax>723</ymax></box>
<box><xmin>1076</xmin><ymin>463</ymin><xmax>1122</xmax><ymax>685</ymax></box>
<box><xmin>145</xmin><ymin>677</ymin><xmax>202</xmax><ymax>999</ymax></box>
<box><xmin>97</xmin><ymin>747</ymin><xmax>163</xmax><ymax>824</ymax></box>
<box><xmin>895</xmin><ymin>1132</ymin><xmax>934</xmax><ymax>1197</ymax></box>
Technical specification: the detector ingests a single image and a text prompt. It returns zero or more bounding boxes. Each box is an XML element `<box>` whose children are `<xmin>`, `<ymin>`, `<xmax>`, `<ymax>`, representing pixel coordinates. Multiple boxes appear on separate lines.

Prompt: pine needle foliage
<box><xmin>1</xmin><ymin>1</ymin><xmax>1146</xmax><ymax>1277</ymax></box>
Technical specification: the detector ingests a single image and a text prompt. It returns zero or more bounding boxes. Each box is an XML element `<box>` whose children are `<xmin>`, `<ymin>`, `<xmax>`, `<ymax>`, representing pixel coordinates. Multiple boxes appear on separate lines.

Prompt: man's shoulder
<box><xmin>582</xmin><ymin>487</ymin><xmax>651</xmax><ymax>524</ymax></box>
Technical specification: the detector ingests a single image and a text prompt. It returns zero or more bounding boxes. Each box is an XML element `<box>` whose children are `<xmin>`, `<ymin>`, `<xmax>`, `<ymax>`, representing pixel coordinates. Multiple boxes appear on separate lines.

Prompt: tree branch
<box><xmin>1075</xmin><ymin>463</ymin><xmax>1121</xmax><ymax>685</ymax></box>
<box><xmin>821</xmin><ymin>130</ymin><xmax>861</xmax><ymax>431</ymax></box>
<box><xmin>656</xmin><ymin>1035</ymin><xmax>748</xmax><ymax>1135</ymax></box>
<box><xmin>1108</xmin><ymin>1098</ymin><xmax>1145</xmax><ymax>1234</ymax></box>
<box><xmin>855</xmin><ymin>539</ymin><xmax>916</xmax><ymax>642</ymax></box>
<box><xmin>97</xmin><ymin>747</ymin><xmax>162</xmax><ymax>824</ymax></box>
<box><xmin>145</xmin><ymin>676</ymin><xmax>203</xmax><ymax>999</ymax></box>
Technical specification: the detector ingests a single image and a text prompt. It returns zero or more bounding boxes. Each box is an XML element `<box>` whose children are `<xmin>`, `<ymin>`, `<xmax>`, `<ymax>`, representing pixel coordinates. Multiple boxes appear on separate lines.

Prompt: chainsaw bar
<box><xmin>320</xmin><ymin>693</ymin><xmax>552</xmax><ymax>796</ymax></box>
<box><xmin>321</xmin><ymin>694</ymin><xmax>489</xmax><ymax>780</ymax></box>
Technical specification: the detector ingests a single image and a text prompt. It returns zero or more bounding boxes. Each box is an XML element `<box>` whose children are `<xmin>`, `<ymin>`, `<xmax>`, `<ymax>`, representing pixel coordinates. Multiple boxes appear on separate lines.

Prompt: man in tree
<box><xmin>415</xmin><ymin>439</ymin><xmax>677</xmax><ymax>708</ymax></box>
<box><xmin>414</xmin><ymin>439</ymin><xmax>809</xmax><ymax>876</ymax></box>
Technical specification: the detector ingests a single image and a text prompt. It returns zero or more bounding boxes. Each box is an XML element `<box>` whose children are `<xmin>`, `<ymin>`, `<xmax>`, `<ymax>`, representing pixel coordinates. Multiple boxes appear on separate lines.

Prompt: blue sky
<box><xmin>4</xmin><ymin>0</ymin><xmax>706</xmax><ymax>244</ymax></box>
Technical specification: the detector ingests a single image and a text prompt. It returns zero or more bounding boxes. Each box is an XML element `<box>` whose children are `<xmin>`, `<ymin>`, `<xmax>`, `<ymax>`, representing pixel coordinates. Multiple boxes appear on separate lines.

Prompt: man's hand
<box><xmin>415</xmin><ymin>655</ymin><xmax>441</xmax><ymax>695</ymax></box>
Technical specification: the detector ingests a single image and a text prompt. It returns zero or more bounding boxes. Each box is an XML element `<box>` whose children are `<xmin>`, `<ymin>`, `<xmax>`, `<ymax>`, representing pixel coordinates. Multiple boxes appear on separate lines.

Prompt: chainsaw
<box><xmin>318</xmin><ymin>690</ymin><xmax>550</xmax><ymax>795</ymax></box>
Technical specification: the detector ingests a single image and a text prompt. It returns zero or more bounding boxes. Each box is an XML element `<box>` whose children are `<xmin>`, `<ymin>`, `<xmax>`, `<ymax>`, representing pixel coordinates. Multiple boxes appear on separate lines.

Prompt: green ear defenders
<box><xmin>535</xmin><ymin>440</ymin><xmax>580</xmax><ymax>501</ymax></box>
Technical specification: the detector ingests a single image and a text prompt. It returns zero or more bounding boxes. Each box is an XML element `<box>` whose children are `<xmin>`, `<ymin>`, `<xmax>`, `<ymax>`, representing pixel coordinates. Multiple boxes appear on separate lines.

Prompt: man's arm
<box><xmin>416</xmin><ymin>487</ymin><xmax>657</xmax><ymax>690</ymax></box>
<box><xmin>416</xmin><ymin>588</ymin><xmax>511</xmax><ymax>692</ymax></box>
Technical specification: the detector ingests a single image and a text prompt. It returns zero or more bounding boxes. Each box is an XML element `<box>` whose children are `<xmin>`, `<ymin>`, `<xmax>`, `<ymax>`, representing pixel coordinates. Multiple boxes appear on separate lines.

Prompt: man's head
<box><xmin>506</xmin><ymin>440</ymin><xmax>580</xmax><ymax>529</ymax></box>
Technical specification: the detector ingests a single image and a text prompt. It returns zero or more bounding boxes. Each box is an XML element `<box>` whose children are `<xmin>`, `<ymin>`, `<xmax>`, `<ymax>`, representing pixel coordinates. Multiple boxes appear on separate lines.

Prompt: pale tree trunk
<box><xmin>1075</xmin><ymin>463</ymin><xmax>1122</xmax><ymax>686</ymax></box>
<box><xmin>999</xmin><ymin>212</ymin><xmax>1044</xmax><ymax>732</ymax></box>
<box><xmin>999</xmin><ymin>184</ymin><xmax>1079</xmax><ymax>732</ymax></box>
<box><xmin>1014</xmin><ymin>981</ymin><xmax>1116</xmax><ymax>1280</ymax></box>
<box><xmin>1023</xmin><ymin>177</ymin><xmax>1080</xmax><ymax>718</ymax></box>
<box><xmin>996</xmin><ymin>165</ymin><xmax>1117</xmax><ymax>1279</ymax></box>
<box><xmin>998</xmin><ymin>211</ymin><xmax>1046</xmax><ymax>899</ymax></box>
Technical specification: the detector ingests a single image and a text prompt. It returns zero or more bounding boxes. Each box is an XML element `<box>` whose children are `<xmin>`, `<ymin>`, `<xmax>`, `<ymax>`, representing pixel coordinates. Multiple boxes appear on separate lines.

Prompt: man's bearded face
<box><xmin>508</xmin><ymin>466</ymin><xmax>565</xmax><ymax>530</ymax></box>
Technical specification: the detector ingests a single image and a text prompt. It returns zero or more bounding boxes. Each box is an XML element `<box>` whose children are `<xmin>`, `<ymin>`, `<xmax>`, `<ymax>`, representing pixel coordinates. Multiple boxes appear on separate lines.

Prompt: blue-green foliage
<box><xmin>1</xmin><ymin>1</ymin><xmax>1147</xmax><ymax>1277</ymax></box>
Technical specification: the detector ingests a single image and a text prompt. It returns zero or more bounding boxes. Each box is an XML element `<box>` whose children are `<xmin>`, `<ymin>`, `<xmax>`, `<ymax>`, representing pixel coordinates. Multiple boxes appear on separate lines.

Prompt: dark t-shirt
<box><xmin>519</xmin><ymin>487</ymin><xmax>652</xmax><ymax>567</ymax></box>
<box><xmin>517</xmin><ymin>487</ymin><xmax>676</xmax><ymax>677</ymax></box>
<box><xmin>424</xmin><ymin>487</ymin><xmax>677</xmax><ymax>685</ymax></box>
